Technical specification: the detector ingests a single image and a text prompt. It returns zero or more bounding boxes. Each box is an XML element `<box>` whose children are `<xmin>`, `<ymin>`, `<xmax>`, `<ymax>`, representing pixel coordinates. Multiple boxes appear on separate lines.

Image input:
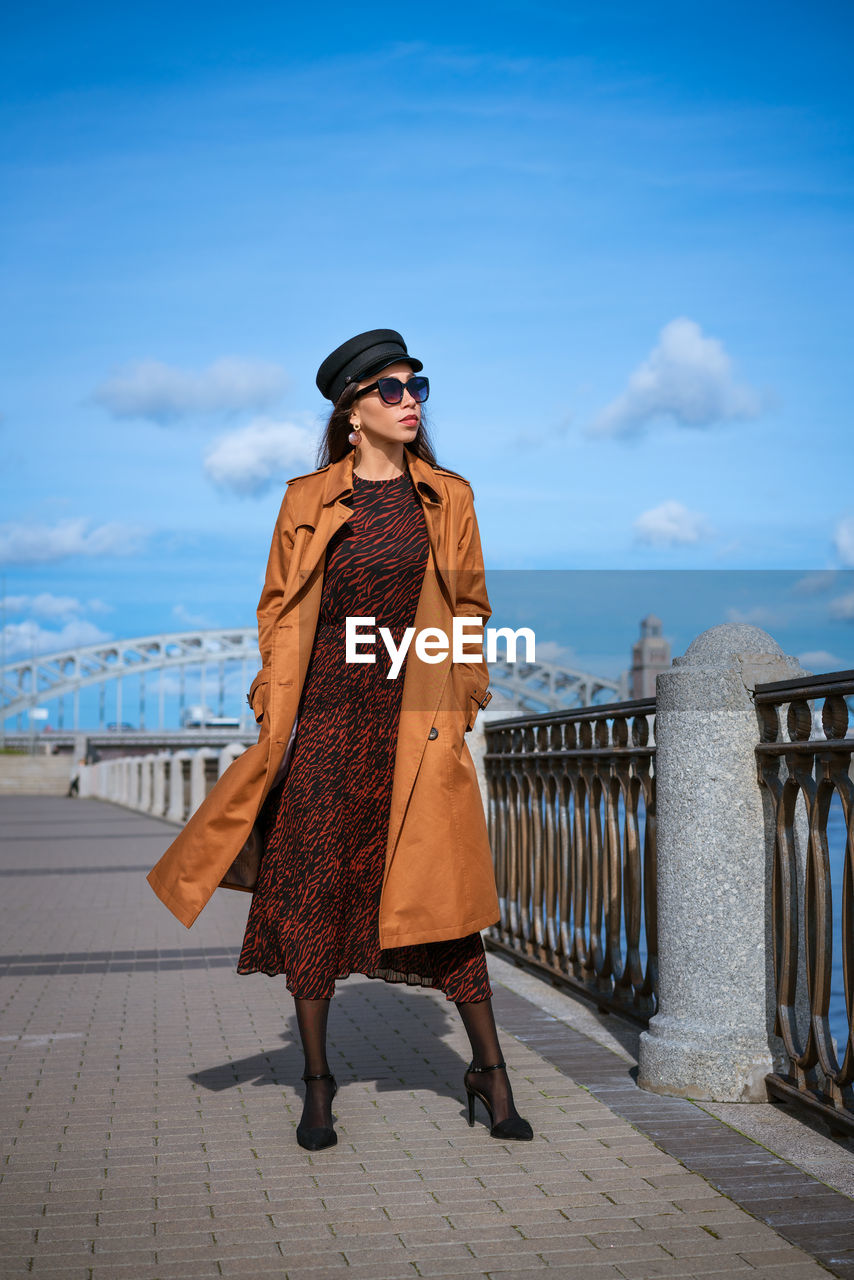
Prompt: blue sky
<box><xmin>2</xmin><ymin>0</ymin><xmax>853</xmax><ymax>714</ymax></box>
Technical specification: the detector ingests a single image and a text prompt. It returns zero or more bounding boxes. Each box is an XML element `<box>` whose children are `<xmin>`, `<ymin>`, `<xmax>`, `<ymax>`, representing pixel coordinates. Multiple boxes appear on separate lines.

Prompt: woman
<box><xmin>147</xmin><ymin>329</ymin><xmax>532</xmax><ymax>1151</ymax></box>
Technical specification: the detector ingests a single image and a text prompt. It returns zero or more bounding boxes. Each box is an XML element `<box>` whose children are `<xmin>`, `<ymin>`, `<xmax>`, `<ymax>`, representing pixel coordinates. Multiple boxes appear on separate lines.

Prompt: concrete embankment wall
<box><xmin>0</xmin><ymin>754</ymin><xmax>72</xmax><ymax>796</ymax></box>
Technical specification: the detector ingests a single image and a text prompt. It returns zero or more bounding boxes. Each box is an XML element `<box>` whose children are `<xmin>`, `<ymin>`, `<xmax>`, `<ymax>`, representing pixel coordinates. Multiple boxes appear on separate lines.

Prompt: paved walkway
<box><xmin>1</xmin><ymin>796</ymin><xmax>852</xmax><ymax>1280</ymax></box>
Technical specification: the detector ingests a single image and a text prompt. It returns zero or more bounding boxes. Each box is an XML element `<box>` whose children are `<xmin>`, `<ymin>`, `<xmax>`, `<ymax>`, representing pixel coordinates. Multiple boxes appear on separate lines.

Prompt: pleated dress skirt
<box><xmin>237</xmin><ymin>467</ymin><xmax>492</xmax><ymax>1003</ymax></box>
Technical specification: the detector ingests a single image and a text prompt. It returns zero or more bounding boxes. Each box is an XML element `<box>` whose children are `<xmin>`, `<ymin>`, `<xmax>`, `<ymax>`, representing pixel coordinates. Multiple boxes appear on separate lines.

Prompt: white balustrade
<box><xmin>167</xmin><ymin>752</ymin><xmax>193</xmax><ymax>823</ymax></box>
<box><xmin>189</xmin><ymin>749</ymin><xmax>219</xmax><ymax>817</ymax></box>
<box><xmin>218</xmin><ymin>742</ymin><xmax>247</xmax><ymax>776</ymax></box>
<box><xmin>151</xmin><ymin>754</ymin><xmax>169</xmax><ymax>817</ymax></box>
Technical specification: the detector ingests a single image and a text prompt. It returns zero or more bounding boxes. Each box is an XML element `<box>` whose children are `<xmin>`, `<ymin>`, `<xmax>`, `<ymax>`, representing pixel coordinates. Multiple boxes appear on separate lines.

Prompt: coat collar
<box><xmin>320</xmin><ymin>446</ymin><xmax>444</xmax><ymax>507</ymax></box>
<box><xmin>289</xmin><ymin>446</ymin><xmax>451</xmax><ymax>608</ymax></box>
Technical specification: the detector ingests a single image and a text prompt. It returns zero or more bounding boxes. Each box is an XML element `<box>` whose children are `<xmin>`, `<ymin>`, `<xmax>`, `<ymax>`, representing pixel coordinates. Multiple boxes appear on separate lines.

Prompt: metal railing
<box><xmin>483</xmin><ymin>697</ymin><xmax>658</xmax><ymax>1025</ymax></box>
<box><xmin>755</xmin><ymin>669</ymin><xmax>854</xmax><ymax>1135</ymax></box>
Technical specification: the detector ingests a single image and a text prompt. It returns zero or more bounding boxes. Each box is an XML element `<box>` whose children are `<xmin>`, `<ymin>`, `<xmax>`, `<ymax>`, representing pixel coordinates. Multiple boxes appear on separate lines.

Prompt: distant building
<box><xmin>630</xmin><ymin>614</ymin><xmax>671</xmax><ymax>699</ymax></box>
<box><xmin>181</xmin><ymin>705</ymin><xmax>241</xmax><ymax>730</ymax></box>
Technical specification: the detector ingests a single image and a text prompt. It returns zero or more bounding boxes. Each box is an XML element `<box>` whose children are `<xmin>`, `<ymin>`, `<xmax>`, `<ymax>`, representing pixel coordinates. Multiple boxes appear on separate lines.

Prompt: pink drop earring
<box><xmin>348</xmin><ymin>421</ymin><xmax>362</xmax><ymax>447</ymax></box>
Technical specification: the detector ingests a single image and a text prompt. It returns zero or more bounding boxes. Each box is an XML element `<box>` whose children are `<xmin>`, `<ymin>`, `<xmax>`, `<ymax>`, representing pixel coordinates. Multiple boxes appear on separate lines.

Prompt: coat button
<box><xmin>428</xmin><ymin>727</ymin><xmax>438</xmax><ymax>740</ymax></box>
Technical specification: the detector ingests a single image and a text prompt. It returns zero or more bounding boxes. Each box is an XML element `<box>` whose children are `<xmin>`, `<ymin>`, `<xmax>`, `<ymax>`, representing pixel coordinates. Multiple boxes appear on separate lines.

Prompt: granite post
<box><xmin>638</xmin><ymin>622</ymin><xmax>808</xmax><ymax>1102</ymax></box>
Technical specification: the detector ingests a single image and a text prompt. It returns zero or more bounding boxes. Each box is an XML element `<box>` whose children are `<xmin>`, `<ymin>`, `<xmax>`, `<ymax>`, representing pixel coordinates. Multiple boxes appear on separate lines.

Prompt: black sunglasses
<box><xmin>352</xmin><ymin>375</ymin><xmax>429</xmax><ymax>406</ymax></box>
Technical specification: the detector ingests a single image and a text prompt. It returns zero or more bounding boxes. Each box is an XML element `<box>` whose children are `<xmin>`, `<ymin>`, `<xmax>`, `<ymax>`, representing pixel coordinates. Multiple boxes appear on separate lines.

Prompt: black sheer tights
<box><xmin>293</xmin><ymin>993</ymin><xmax>522</xmax><ymax>1130</ymax></box>
<box><xmin>455</xmin><ymin>997</ymin><xmax>523</xmax><ymax>1127</ymax></box>
<box><xmin>294</xmin><ymin>996</ymin><xmax>335</xmax><ymax>1130</ymax></box>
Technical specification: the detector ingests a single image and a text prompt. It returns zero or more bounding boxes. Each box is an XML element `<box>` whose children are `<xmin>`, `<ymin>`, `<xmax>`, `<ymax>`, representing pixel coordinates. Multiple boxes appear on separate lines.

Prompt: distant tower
<box><xmin>630</xmin><ymin>614</ymin><xmax>671</xmax><ymax>699</ymax></box>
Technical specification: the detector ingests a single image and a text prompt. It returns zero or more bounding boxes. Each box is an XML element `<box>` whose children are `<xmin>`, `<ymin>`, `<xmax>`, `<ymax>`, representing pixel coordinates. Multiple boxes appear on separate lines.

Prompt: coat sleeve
<box><xmin>248</xmin><ymin>485</ymin><xmax>297</xmax><ymax>721</ymax></box>
<box><xmin>453</xmin><ymin>484</ymin><xmax>493</xmax><ymax>732</ymax></box>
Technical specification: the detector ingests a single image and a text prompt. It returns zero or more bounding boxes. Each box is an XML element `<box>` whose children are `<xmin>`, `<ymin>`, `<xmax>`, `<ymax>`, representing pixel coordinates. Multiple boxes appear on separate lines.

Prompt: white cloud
<box><xmin>711</xmin><ymin>539</ymin><xmax>743</xmax><ymax>559</ymax></box>
<box><xmin>633</xmin><ymin>500</ymin><xmax>713</xmax><ymax>547</ymax></box>
<box><xmin>2</xmin><ymin>618</ymin><xmax>112</xmax><ymax>659</ymax></box>
<box><xmin>791</xmin><ymin>571</ymin><xmax>838</xmax><ymax>595</ymax></box>
<box><xmin>204</xmin><ymin>418</ymin><xmax>316</xmax><ymax>496</ymax></box>
<box><xmin>4</xmin><ymin>593</ymin><xmax>92</xmax><ymax>622</ymax></box>
<box><xmin>724</xmin><ymin>604</ymin><xmax>787</xmax><ymax>628</ymax></box>
<box><xmin>589</xmin><ymin>317</ymin><xmax>764</xmax><ymax>439</ymax></box>
<box><xmin>172</xmin><ymin>603</ymin><xmax>215</xmax><ymax>629</ymax></box>
<box><xmin>93</xmin><ymin>357</ymin><xmax>288</xmax><ymax>423</ymax></box>
<box><xmin>829</xmin><ymin>591</ymin><xmax>854</xmax><ymax>621</ymax></box>
<box><xmin>797</xmin><ymin>650</ymin><xmax>842</xmax><ymax>672</ymax></box>
<box><xmin>0</xmin><ymin>519</ymin><xmax>145</xmax><ymax>565</ymax></box>
<box><xmin>531</xmin><ymin>639</ymin><xmax>578</xmax><ymax>666</ymax></box>
<box><xmin>834</xmin><ymin>515</ymin><xmax>854</xmax><ymax>566</ymax></box>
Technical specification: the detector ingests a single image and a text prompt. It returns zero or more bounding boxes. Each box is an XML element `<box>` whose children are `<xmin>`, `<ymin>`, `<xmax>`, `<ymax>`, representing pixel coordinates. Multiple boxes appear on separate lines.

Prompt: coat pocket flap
<box><xmin>247</xmin><ymin>667</ymin><xmax>271</xmax><ymax>718</ymax></box>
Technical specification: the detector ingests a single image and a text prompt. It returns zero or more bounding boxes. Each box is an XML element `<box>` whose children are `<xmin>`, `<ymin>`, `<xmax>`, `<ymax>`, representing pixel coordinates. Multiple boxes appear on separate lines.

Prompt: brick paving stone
<box><xmin>396</xmin><ymin>1224</ymin><xmax>523</xmax><ymax>1246</ymax></box>
<box><xmin>542</xmin><ymin>1243</ymin><xmax>672</xmax><ymax>1264</ymax></box>
<box><xmin>519</xmin><ymin>1216</ymin><xmax>644</xmax><ymax>1239</ymax></box>
<box><xmin>563</xmin><ymin>1202</ymin><xmax>670</xmax><ymax>1222</ymax></box>
<box><xmin>226</xmin><ymin>1265</ymin><xmax>348</xmax><ymax>1280</ymax></box>
<box><xmin>738</xmin><ymin>1247</ymin><xmax>823</xmax><ymax>1266</ymax></box>
<box><xmin>486</xmin><ymin>1266</ymin><xmax>617</xmax><ymax>1279</ymax></box>
<box><xmin>585</xmin><ymin>1229</ymin><xmax>652</xmax><ymax>1246</ymax></box>
<box><xmin>417</xmin><ymin>1259</ymin><xmax>533</xmax><ymax>1276</ymax></box>
<box><xmin>2</xmin><ymin>798</ymin><xmax>852</xmax><ymax>1280</ymax></box>
<box><xmin>614</xmin><ymin>1259</ymin><xmax>756</xmax><ymax>1277</ymax></box>
<box><xmin>663</xmin><ymin>1232</ymin><xmax>798</xmax><ymax>1258</ymax></box>
<box><xmin>343</xmin><ymin>1244</ymin><xmax>464</xmax><ymax>1270</ymax></box>
<box><xmin>281</xmin><ymin>1268</ymin><xmax>409</xmax><ymax>1280</ymax></box>
<box><xmin>631</xmin><ymin>1210</ymin><xmax>754</xmax><ymax>1230</ymax></box>
<box><xmin>468</xmin><ymin>1235</ymin><xmax>581</xmax><ymax>1256</ymax></box>
<box><xmin>751</xmin><ymin>1268</ymin><xmax>836</xmax><ymax>1279</ymax></box>
<box><xmin>270</xmin><ymin>1235</ymin><xmax>345</xmax><ymax>1258</ymax></box>
<box><xmin>115</xmin><ymin>1267</ymin><xmax>224</xmax><ymax>1280</ymax></box>
<box><xmin>28</xmin><ymin>1269</ymin><xmax>93</xmax><ymax>1280</ymax></box>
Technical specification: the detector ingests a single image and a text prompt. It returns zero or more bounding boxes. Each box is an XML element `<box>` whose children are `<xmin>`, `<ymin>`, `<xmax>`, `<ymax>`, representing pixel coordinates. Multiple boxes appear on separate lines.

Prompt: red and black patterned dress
<box><xmin>237</xmin><ymin>466</ymin><xmax>492</xmax><ymax>1003</ymax></box>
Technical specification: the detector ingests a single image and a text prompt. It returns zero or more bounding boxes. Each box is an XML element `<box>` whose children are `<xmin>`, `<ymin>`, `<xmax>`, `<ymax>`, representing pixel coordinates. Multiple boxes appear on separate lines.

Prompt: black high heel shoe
<box><xmin>464</xmin><ymin>1060</ymin><xmax>534</xmax><ymax>1141</ymax></box>
<box><xmin>296</xmin><ymin>1072</ymin><xmax>338</xmax><ymax>1151</ymax></box>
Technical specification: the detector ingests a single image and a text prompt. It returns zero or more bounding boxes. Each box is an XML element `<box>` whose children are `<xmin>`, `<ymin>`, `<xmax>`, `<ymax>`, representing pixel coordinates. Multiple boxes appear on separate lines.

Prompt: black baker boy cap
<box><xmin>316</xmin><ymin>328</ymin><xmax>423</xmax><ymax>404</ymax></box>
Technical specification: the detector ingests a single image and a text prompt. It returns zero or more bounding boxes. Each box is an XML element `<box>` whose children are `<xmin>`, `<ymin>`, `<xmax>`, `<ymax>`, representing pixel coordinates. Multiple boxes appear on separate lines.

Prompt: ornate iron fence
<box><xmin>755</xmin><ymin>669</ymin><xmax>854</xmax><ymax>1136</ymax></box>
<box><xmin>483</xmin><ymin>697</ymin><xmax>658</xmax><ymax>1025</ymax></box>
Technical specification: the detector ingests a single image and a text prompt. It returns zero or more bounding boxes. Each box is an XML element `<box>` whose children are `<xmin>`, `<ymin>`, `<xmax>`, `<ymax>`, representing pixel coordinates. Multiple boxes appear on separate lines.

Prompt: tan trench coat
<box><xmin>146</xmin><ymin>445</ymin><xmax>499</xmax><ymax>948</ymax></box>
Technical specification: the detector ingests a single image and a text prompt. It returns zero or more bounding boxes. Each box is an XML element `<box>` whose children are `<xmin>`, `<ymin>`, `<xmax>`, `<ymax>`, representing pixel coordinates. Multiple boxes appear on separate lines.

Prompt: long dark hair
<box><xmin>315</xmin><ymin>382</ymin><xmax>441</xmax><ymax>470</ymax></box>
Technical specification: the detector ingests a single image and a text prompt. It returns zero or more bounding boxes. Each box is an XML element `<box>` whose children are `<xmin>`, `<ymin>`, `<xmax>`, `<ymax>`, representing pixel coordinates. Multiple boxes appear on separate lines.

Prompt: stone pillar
<box><xmin>638</xmin><ymin>623</ymin><xmax>807</xmax><ymax>1102</ymax></box>
<box><xmin>189</xmin><ymin>749</ymin><xmax>217</xmax><ymax>817</ymax></box>
<box><xmin>151</xmin><ymin>754</ymin><xmax>168</xmax><ymax>817</ymax></box>
<box><xmin>167</xmin><ymin>753</ymin><xmax>189</xmax><ymax>824</ymax></box>
<box><xmin>128</xmin><ymin>759</ymin><xmax>141</xmax><ymax>810</ymax></box>
<box><xmin>140</xmin><ymin>756</ymin><xmax>153</xmax><ymax>812</ymax></box>
<box><xmin>218</xmin><ymin>742</ymin><xmax>246</xmax><ymax>777</ymax></box>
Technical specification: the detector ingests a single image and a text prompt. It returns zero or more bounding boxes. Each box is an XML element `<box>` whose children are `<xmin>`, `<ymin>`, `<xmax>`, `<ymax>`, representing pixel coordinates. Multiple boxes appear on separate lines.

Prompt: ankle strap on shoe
<box><xmin>467</xmin><ymin>1060</ymin><xmax>506</xmax><ymax>1072</ymax></box>
<box><xmin>302</xmin><ymin>1072</ymin><xmax>335</xmax><ymax>1081</ymax></box>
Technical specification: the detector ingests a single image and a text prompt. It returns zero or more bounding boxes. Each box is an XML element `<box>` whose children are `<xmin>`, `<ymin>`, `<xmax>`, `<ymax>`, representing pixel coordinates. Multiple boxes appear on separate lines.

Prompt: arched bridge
<box><xmin>1</xmin><ymin>628</ymin><xmax>628</xmax><ymax>733</ymax></box>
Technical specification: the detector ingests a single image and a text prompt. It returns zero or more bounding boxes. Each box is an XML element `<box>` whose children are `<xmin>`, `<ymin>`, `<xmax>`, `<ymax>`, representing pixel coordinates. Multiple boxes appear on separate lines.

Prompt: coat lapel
<box><xmin>284</xmin><ymin>447</ymin><xmax>454</xmax><ymax>610</ymax></box>
<box><xmin>406</xmin><ymin>450</ymin><xmax>454</xmax><ymax>605</ymax></box>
